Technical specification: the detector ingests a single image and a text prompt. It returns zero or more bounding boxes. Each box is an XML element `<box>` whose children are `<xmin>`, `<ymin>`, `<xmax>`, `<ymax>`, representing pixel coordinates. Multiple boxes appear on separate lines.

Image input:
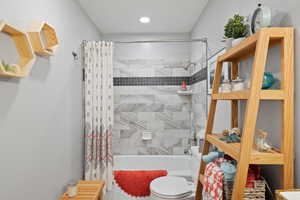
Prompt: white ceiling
<box><xmin>77</xmin><ymin>0</ymin><xmax>208</xmax><ymax>34</ymax></box>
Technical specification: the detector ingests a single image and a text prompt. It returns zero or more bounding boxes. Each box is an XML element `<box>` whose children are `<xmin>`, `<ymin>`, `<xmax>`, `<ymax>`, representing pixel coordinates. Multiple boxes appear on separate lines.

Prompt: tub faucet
<box><xmin>184</xmin><ymin>137</ymin><xmax>197</xmax><ymax>155</ymax></box>
<box><xmin>184</xmin><ymin>148</ymin><xmax>191</xmax><ymax>155</ymax></box>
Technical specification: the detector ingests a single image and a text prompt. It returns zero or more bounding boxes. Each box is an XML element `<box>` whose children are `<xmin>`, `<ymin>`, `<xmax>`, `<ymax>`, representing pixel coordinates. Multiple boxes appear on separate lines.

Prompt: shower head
<box><xmin>184</xmin><ymin>62</ymin><xmax>196</xmax><ymax>70</ymax></box>
<box><xmin>164</xmin><ymin>61</ymin><xmax>196</xmax><ymax>71</ymax></box>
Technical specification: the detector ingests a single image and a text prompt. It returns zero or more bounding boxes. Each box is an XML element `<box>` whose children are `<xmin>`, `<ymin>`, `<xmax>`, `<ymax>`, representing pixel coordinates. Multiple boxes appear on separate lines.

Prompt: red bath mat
<box><xmin>114</xmin><ymin>170</ymin><xmax>168</xmax><ymax>197</ymax></box>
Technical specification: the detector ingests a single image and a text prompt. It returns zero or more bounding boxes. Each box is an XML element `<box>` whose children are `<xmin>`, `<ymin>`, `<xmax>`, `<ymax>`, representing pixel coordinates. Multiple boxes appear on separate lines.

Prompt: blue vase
<box><xmin>262</xmin><ymin>72</ymin><xmax>275</xmax><ymax>89</ymax></box>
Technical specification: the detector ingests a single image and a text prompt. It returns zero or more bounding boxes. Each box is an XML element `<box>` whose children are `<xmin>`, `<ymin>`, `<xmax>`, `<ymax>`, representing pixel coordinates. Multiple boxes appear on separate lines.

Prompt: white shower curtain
<box><xmin>83</xmin><ymin>41</ymin><xmax>114</xmax><ymax>191</ymax></box>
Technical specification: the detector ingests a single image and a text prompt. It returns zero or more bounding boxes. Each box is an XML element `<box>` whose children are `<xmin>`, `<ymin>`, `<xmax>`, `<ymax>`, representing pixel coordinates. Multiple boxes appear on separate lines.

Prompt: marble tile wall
<box><xmin>112</xmin><ymin>41</ymin><xmax>233</xmax><ymax>155</ymax></box>
<box><xmin>189</xmin><ymin>42</ymin><xmax>208</xmax><ymax>143</ymax></box>
<box><xmin>190</xmin><ymin>81</ymin><xmax>207</xmax><ymax>139</ymax></box>
<box><xmin>113</xmin><ymin>60</ymin><xmax>193</xmax><ymax>155</ymax></box>
<box><xmin>189</xmin><ymin>46</ymin><xmax>232</xmax><ymax>146</ymax></box>
<box><xmin>111</xmin><ymin>36</ymin><xmax>210</xmax><ymax>155</ymax></box>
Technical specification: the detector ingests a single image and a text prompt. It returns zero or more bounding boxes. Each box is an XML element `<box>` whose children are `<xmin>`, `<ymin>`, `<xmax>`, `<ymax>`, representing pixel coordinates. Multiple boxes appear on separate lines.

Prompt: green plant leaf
<box><xmin>224</xmin><ymin>14</ymin><xmax>248</xmax><ymax>39</ymax></box>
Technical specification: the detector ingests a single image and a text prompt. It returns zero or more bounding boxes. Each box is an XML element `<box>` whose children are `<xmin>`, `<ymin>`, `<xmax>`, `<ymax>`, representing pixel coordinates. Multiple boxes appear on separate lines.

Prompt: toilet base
<box><xmin>150</xmin><ymin>193</ymin><xmax>195</xmax><ymax>200</ymax></box>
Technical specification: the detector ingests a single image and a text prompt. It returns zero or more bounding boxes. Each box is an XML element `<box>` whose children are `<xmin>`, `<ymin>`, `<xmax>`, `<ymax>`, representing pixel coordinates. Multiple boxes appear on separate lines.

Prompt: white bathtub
<box><xmin>114</xmin><ymin>155</ymin><xmax>192</xmax><ymax>177</ymax></box>
<box><xmin>112</xmin><ymin>153</ymin><xmax>201</xmax><ymax>200</ymax></box>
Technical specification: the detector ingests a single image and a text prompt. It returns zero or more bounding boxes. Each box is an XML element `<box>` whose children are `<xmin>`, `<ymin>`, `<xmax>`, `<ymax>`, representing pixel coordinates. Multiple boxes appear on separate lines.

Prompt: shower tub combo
<box><xmin>112</xmin><ymin>148</ymin><xmax>201</xmax><ymax>200</ymax></box>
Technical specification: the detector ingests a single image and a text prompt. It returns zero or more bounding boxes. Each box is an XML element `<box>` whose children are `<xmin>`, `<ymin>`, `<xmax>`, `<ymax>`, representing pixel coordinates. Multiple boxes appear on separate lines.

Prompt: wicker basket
<box><xmin>223</xmin><ymin>180</ymin><xmax>266</xmax><ymax>200</ymax></box>
<box><xmin>275</xmin><ymin>189</ymin><xmax>300</xmax><ymax>200</ymax></box>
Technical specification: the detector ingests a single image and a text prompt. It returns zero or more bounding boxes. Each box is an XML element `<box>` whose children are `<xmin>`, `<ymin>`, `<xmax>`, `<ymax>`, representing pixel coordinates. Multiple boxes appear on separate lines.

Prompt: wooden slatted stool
<box><xmin>60</xmin><ymin>180</ymin><xmax>105</xmax><ymax>200</ymax></box>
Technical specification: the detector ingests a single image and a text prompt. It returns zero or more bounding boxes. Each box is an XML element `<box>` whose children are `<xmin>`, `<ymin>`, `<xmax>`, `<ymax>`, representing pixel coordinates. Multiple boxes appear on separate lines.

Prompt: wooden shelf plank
<box><xmin>206</xmin><ymin>134</ymin><xmax>284</xmax><ymax>165</ymax></box>
<box><xmin>217</xmin><ymin>28</ymin><xmax>288</xmax><ymax>62</ymax></box>
<box><xmin>212</xmin><ymin>90</ymin><xmax>285</xmax><ymax>100</ymax></box>
<box><xmin>206</xmin><ymin>134</ymin><xmax>240</xmax><ymax>160</ymax></box>
<box><xmin>218</xmin><ymin>32</ymin><xmax>259</xmax><ymax>62</ymax></box>
<box><xmin>0</xmin><ymin>71</ymin><xmax>25</xmax><ymax>78</ymax></box>
<box><xmin>28</xmin><ymin>21</ymin><xmax>59</xmax><ymax>57</ymax></box>
<box><xmin>199</xmin><ymin>174</ymin><xmax>204</xmax><ymax>185</ymax></box>
<box><xmin>0</xmin><ymin>20</ymin><xmax>36</xmax><ymax>78</ymax></box>
<box><xmin>60</xmin><ymin>180</ymin><xmax>104</xmax><ymax>200</ymax></box>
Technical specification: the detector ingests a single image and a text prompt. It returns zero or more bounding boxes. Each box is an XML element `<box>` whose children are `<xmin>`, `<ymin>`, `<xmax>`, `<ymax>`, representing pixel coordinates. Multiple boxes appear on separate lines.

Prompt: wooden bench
<box><xmin>60</xmin><ymin>180</ymin><xmax>105</xmax><ymax>200</ymax></box>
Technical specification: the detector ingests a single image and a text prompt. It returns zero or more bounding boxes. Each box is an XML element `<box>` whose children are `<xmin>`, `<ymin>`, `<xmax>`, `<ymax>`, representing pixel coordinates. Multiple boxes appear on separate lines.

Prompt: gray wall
<box><xmin>0</xmin><ymin>1</ymin><xmax>100</xmax><ymax>199</ymax></box>
<box><xmin>191</xmin><ymin>0</ymin><xmax>300</xmax><ymax>190</ymax></box>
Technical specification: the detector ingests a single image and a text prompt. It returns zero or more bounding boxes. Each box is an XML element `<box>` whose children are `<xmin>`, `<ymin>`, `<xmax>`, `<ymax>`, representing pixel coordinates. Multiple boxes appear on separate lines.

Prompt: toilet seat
<box><xmin>150</xmin><ymin>176</ymin><xmax>193</xmax><ymax>199</ymax></box>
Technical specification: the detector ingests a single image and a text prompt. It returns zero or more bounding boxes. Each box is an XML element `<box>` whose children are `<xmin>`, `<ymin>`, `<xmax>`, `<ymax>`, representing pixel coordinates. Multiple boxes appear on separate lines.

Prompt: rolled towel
<box><xmin>220</xmin><ymin>162</ymin><xmax>236</xmax><ymax>181</ymax></box>
<box><xmin>202</xmin><ymin>151</ymin><xmax>224</xmax><ymax>163</ymax></box>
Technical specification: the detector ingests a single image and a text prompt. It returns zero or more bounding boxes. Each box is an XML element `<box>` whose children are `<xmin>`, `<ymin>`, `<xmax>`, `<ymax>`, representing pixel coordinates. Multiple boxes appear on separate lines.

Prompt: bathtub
<box><xmin>112</xmin><ymin>153</ymin><xmax>201</xmax><ymax>200</ymax></box>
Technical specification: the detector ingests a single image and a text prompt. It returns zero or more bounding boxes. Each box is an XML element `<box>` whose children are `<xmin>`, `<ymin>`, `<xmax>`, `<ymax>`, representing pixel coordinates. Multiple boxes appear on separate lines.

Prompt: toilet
<box><xmin>150</xmin><ymin>147</ymin><xmax>201</xmax><ymax>200</ymax></box>
<box><xmin>150</xmin><ymin>176</ymin><xmax>194</xmax><ymax>200</ymax></box>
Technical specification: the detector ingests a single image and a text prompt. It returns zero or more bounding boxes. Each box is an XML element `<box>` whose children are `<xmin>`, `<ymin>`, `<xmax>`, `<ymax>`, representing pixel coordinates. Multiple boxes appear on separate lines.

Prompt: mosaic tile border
<box><xmin>113</xmin><ymin>68</ymin><xmax>207</xmax><ymax>86</ymax></box>
<box><xmin>190</xmin><ymin>68</ymin><xmax>207</xmax><ymax>85</ymax></box>
<box><xmin>114</xmin><ymin>77</ymin><xmax>190</xmax><ymax>86</ymax></box>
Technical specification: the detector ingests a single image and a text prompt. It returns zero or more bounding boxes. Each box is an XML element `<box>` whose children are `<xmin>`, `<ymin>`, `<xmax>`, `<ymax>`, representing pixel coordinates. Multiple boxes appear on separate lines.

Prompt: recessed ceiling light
<box><xmin>139</xmin><ymin>16</ymin><xmax>151</xmax><ymax>24</ymax></box>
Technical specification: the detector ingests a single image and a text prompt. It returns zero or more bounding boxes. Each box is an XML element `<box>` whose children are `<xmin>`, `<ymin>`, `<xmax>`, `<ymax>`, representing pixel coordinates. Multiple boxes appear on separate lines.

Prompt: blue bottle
<box><xmin>262</xmin><ymin>72</ymin><xmax>275</xmax><ymax>89</ymax></box>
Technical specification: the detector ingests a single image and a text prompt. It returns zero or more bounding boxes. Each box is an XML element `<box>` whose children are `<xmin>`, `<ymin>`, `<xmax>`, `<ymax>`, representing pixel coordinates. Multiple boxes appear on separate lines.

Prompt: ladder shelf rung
<box><xmin>212</xmin><ymin>90</ymin><xmax>285</xmax><ymax>100</ymax></box>
<box><xmin>206</xmin><ymin>134</ymin><xmax>284</xmax><ymax>165</ymax></box>
<box><xmin>217</xmin><ymin>28</ymin><xmax>288</xmax><ymax>62</ymax></box>
<box><xmin>198</xmin><ymin>174</ymin><xmax>204</xmax><ymax>185</ymax></box>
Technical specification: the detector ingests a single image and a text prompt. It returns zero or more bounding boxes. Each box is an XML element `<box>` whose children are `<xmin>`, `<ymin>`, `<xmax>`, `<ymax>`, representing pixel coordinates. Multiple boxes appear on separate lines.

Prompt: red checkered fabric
<box><xmin>202</xmin><ymin>158</ymin><xmax>226</xmax><ymax>200</ymax></box>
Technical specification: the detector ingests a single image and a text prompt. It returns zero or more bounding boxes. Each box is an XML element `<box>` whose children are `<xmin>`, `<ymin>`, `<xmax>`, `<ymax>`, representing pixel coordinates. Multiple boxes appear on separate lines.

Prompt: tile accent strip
<box><xmin>113</xmin><ymin>68</ymin><xmax>207</xmax><ymax>86</ymax></box>
<box><xmin>114</xmin><ymin>77</ymin><xmax>190</xmax><ymax>86</ymax></box>
<box><xmin>190</xmin><ymin>68</ymin><xmax>207</xmax><ymax>85</ymax></box>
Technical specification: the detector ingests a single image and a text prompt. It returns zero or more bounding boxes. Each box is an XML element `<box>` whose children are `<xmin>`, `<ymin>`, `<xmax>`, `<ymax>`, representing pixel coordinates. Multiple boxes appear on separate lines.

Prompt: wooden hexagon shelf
<box><xmin>28</xmin><ymin>21</ymin><xmax>58</xmax><ymax>56</ymax></box>
<box><xmin>0</xmin><ymin>20</ymin><xmax>36</xmax><ymax>78</ymax></box>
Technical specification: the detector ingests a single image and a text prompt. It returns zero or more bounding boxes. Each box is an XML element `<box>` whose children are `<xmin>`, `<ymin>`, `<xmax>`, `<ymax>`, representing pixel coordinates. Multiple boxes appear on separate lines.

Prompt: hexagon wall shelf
<box><xmin>28</xmin><ymin>21</ymin><xmax>59</xmax><ymax>56</ymax></box>
<box><xmin>0</xmin><ymin>20</ymin><xmax>36</xmax><ymax>78</ymax></box>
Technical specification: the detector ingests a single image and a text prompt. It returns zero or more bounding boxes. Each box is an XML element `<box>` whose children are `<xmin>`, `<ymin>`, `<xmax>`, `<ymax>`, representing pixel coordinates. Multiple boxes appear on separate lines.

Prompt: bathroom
<box><xmin>1</xmin><ymin>0</ymin><xmax>300</xmax><ymax>200</ymax></box>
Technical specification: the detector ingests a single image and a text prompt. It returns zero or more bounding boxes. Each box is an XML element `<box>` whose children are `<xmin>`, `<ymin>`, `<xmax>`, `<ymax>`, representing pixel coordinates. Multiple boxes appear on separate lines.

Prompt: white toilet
<box><xmin>150</xmin><ymin>176</ymin><xmax>194</xmax><ymax>200</ymax></box>
<box><xmin>149</xmin><ymin>146</ymin><xmax>201</xmax><ymax>200</ymax></box>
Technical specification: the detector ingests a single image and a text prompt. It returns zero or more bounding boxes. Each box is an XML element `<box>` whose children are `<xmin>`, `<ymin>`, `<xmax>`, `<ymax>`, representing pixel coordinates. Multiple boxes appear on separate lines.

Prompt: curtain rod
<box><xmin>73</xmin><ymin>38</ymin><xmax>207</xmax><ymax>60</ymax></box>
<box><xmin>113</xmin><ymin>38</ymin><xmax>207</xmax><ymax>44</ymax></box>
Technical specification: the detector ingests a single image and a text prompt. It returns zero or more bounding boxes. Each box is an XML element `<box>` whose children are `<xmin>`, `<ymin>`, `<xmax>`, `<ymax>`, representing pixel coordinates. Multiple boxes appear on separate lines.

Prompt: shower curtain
<box><xmin>82</xmin><ymin>41</ymin><xmax>114</xmax><ymax>191</ymax></box>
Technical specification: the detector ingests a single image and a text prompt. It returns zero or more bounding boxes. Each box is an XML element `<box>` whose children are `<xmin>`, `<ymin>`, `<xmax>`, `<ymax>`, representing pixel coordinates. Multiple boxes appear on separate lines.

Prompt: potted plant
<box><xmin>224</xmin><ymin>14</ymin><xmax>248</xmax><ymax>48</ymax></box>
<box><xmin>0</xmin><ymin>60</ymin><xmax>20</xmax><ymax>74</ymax></box>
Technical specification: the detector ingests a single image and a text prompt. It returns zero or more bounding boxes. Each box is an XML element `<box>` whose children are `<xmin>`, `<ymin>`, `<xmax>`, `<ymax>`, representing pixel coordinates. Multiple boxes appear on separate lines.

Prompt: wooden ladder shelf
<box><xmin>195</xmin><ymin>28</ymin><xmax>294</xmax><ymax>200</ymax></box>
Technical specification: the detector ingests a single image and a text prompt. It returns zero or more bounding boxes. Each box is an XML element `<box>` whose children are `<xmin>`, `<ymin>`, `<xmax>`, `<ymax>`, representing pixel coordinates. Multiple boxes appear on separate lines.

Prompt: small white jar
<box><xmin>231</xmin><ymin>77</ymin><xmax>245</xmax><ymax>91</ymax></box>
<box><xmin>220</xmin><ymin>80</ymin><xmax>232</xmax><ymax>93</ymax></box>
<box><xmin>67</xmin><ymin>182</ymin><xmax>77</xmax><ymax>197</ymax></box>
<box><xmin>245</xmin><ymin>79</ymin><xmax>251</xmax><ymax>89</ymax></box>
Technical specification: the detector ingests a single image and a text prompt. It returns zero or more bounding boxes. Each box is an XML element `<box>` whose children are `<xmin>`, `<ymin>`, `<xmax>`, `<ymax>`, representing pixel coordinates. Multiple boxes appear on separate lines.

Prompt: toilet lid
<box><xmin>150</xmin><ymin>176</ymin><xmax>192</xmax><ymax>198</ymax></box>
